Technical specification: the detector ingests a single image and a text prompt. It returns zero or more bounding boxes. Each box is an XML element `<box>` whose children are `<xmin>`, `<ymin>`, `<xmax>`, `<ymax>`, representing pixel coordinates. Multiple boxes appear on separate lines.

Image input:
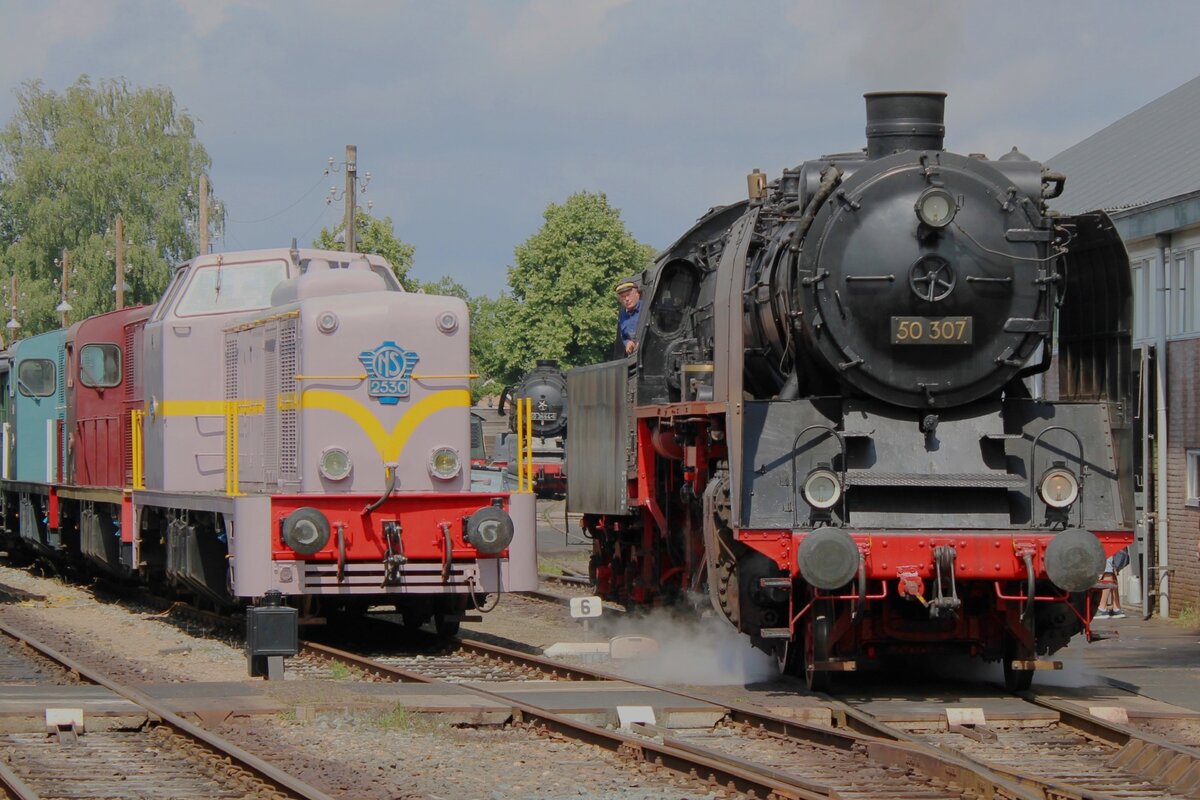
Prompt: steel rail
<box><xmin>0</xmin><ymin>621</ymin><xmax>336</xmax><ymax>800</ymax></box>
<box><xmin>301</xmin><ymin>640</ymin><xmax>833</xmax><ymax>799</ymax></box>
<box><xmin>0</xmin><ymin>760</ymin><xmax>39</xmax><ymax>800</ymax></box>
<box><xmin>1021</xmin><ymin>692</ymin><xmax>1200</xmax><ymax>794</ymax></box>
<box><xmin>304</xmin><ymin>638</ymin><xmax>1040</xmax><ymax>799</ymax></box>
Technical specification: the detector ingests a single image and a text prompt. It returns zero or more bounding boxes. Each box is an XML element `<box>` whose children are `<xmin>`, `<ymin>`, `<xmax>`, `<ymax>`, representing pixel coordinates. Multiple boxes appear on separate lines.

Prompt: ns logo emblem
<box><xmin>358</xmin><ymin>341</ymin><xmax>420</xmax><ymax>405</ymax></box>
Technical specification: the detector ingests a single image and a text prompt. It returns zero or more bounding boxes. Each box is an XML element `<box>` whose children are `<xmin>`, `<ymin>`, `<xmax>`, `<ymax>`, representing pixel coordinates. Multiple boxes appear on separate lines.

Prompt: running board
<box><xmin>759</xmin><ymin>628</ymin><xmax>792</xmax><ymax>639</ymax></box>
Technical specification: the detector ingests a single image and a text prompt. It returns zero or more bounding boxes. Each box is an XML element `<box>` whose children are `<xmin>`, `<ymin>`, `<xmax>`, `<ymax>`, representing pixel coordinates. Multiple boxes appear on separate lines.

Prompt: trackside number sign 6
<box><xmin>570</xmin><ymin>596</ymin><xmax>603</xmax><ymax>618</ymax></box>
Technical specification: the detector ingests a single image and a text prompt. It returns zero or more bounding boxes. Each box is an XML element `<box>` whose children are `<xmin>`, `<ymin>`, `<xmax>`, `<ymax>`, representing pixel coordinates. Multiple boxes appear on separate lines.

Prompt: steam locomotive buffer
<box><xmin>568</xmin><ymin>91</ymin><xmax>1134</xmax><ymax>691</ymax></box>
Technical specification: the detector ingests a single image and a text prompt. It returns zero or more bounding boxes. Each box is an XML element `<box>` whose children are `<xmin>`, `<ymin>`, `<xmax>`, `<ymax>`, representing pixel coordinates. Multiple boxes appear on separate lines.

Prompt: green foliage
<box><xmin>327</xmin><ymin>660</ymin><xmax>359</xmax><ymax>680</ymax></box>
<box><xmin>315</xmin><ymin>209</ymin><xmax>415</xmax><ymax>286</ymax></box>
<box><xmin>498</xmin><ymin>191</ymin><xmax>654</xmax><ymax>379</ymax></box>
<box><xmin>469</xmin><ymin>292</ymin><xmax>518</xmax><ymax>396</ymax></box>
<box><xmin>416</xmin><ymin>275</ymin><xmax>469</xmax><ymax>299</ymax></box>
<box><xmin>0</xmin><ymin>76</ymin><xmax>215</xmax><ymax>335</ymax></box>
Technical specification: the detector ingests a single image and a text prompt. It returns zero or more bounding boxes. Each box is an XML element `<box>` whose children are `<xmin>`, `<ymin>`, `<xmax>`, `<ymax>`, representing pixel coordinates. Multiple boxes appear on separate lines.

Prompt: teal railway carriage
<box><xmin>0</xmin><ymin>247</ymin><xmax>537</xmax><ymax>636</ymax></box>
<box><xmin>8</xmin><ymin>329</ymin><xmax>69</xmax><ymax>552</ymax></box>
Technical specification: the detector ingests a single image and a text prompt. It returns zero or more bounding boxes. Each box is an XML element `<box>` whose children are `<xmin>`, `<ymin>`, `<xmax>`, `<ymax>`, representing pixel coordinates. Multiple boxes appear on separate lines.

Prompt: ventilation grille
<box><xmin>123</xmin><ymin>324</ymin><xmax>135</xmax><ymax>484</ymax></box>
<box><xmin>263</xmin><ymin>326</ymin><xmax>279</xmax><ymax>484</ymax></box>
<box><xmin>224</xmin><ymin>336</ymin><xmax>238</xmax><ymax>401</ymax></box>
<box><xmin>124</xmin><ymin>325</ymin><xmax>136</xmax><ymax>400</ymax></box>
<box><xmin>56</xmin><ymin>349</ymin><xmax>65</xmax><ymax>408</ymax></box>
<box><xmin>279</xmin><ymin>319</ymin><xmax>299</xmax><ymax>480</ymax></box>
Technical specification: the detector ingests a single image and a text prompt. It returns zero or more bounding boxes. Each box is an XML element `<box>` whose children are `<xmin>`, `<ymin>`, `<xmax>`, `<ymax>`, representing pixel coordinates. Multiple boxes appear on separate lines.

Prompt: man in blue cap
<box><xmin>616</xmin><ymin>278</ymin><xmax>641</xmax><ymax>355</ymax></box>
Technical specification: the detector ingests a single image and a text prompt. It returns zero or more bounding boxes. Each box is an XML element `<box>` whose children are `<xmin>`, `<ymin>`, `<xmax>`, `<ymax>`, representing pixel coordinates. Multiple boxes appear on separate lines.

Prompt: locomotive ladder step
<box><xmin>758</xmin><ymin>578</ymin><xmax>793</xmax><ymax>589</ymax></box>
<box><xmin>759</xmin><ymin>628</ymin><xmax>792</xmax><ymax>639</ymax></box>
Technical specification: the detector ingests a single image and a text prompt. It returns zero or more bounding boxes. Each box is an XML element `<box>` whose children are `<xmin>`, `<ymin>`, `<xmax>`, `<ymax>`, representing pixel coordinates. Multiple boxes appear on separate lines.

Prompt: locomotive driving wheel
<box><xmin>804</xmin><ymin>602</ymin><xmax>833</xmax><ymax>693</ymax></box>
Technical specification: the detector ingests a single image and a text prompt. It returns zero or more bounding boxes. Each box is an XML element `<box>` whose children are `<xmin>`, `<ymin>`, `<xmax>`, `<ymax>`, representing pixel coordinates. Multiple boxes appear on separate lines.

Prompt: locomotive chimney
<box><xmin>864</xmin><ymin>91</ymin><xmax>946</xmax><ymax>159</ymax></box>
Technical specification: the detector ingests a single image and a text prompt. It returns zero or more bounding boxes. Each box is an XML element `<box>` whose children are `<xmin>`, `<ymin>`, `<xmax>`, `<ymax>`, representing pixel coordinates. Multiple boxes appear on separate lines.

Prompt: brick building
<box><xmin>1049</xmin><ymin>75</ymin><xmax>1200</xmax><ymax>617</ymax></box>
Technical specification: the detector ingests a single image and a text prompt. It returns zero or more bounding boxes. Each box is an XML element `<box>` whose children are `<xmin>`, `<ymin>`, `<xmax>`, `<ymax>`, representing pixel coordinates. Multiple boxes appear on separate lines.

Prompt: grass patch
<box><xmin>1175</xmin><ymin>604</ymin><xmax>1200</xmax><ymax>628</ymax></box>
<box><xmin>375</xmin><ymin>703</ymin><xmax>436</xmax><ymax>731</ymax></box>
<box><xmin>327</xmin><ymin>660</ymin><xmax>357</xmax><ymax>680</ymax></box>
<box><xmin>537</xmin><ymin>560</ymin><xmax>563</xmax><ymax>576</ymax></box>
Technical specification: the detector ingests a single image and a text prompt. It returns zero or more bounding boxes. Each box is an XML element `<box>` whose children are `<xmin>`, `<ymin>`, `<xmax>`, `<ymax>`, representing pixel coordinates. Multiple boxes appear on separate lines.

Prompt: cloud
<box><xmin>470</xmin><ymin>0</ymin><xmax>631</xmax><ymax>71</ymax></box>
<box><xmin>0</xmin><ymin>1</ymin><xmax>118</xmax><ymax>83</ymax></box>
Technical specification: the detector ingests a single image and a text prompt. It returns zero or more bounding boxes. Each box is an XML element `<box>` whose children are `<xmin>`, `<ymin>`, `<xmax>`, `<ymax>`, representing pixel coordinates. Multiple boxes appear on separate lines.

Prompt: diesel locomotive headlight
<box><xmin>436</xmin><ymin>310</ymin><xmax>459</xmax><ymax>334</ymax></box>
<box><xmin>466</xmin><ymin>506</ymin><xmax>515</xmax><ymax>554</ymax></box>
<box><xmin>916</xmin><ymin>187</ymin><xmax>956</xmax><ymax>228</ymax></box>
<box><xmin>319</xmin><ymin>447</ymin><xmax>352</xmax><ymax>481</ymax></box>
<box><xmin>802</xmin><ymin>468</ymin><xmax>842</xmax><ymax>510</ymax></box>
<box><xmin>316</xmin><ymin>310</ymin><xmax>339</xmax><ymax>334</ymax></box>
<box><xmin>429</xmin><ymin>447</ymin><xmax>461</xmax><ymax>480</ymax></box>
<box><xmin>1039</xmin><ymin>465</ymin><xmax>1079</xmax><ymax>508</ymax></box>
<box><xmin>281</xmin><ymin>507</ymin><xmax>331</xmax><ymax>555</ymax></box>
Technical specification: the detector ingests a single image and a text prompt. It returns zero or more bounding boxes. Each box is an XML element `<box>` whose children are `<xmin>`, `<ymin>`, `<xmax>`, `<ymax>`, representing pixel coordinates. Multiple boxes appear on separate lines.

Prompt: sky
<box><xmin>1</xmin><ymin>1</ymin><xmax>1198</xmax><ymax>297</ymax></box>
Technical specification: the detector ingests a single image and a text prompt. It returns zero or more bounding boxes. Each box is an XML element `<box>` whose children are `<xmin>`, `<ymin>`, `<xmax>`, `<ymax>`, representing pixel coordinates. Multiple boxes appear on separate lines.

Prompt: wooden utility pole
<box><xmin>59</xmin><ymin>249</ymin><xmax>70</xmax><ymax>327</ymax></box>
<box><xmin>344</xmin><ymin>144</ymin><xmax>357</xmax><ymax>254</ymax></box>
<box><xmin>199</xmin><ymin>175</ymin><xmax>209</xmax><ymax>255</ymax></box>
<box><xmin>6</xmin><ymin>274</ymin><xmax>16</xmax><ymax>344</ymax></box>
<box><xmin>115</xmin><ymin>215</ymin><xmax>126</xmax><ymax>310</ymax></box>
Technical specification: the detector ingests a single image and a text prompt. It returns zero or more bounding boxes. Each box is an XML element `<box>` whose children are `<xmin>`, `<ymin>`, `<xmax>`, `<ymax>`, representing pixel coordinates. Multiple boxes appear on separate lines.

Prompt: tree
<box><xmin>315</xmin><ymin>209</ymin><xmax>415</xmax><ymax>286</ymax></box>
<box><xmin>416</xmin><ymin>277</ymin><xmax>510</xmax><ymax>403</ymax></box>
<box><xmin>0</xmin><ymin>76</ymin><xmax>215</xmax><ymax>334</ymax></box>
<box><xmin>499</xmin><ymin>191</ymin><xmax>654</xmax><ymax>377</ymax></box>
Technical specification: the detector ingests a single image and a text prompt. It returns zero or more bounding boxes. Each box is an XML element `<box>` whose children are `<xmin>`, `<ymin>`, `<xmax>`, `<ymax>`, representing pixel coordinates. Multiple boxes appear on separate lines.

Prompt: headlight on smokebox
<box><xmin>802</xmin><ymin>468</ymin><xmax>842</xmax><ymax>510</ymax></box>
<box><xmin>429</xmin><ymin>447</ymin><xmax>461</xmax><ymax>480</ymax></box>
<box><xmin>1039</xmin><ymin>465</ymin><xmax>1079</xmax><ymax>508</ymax></box>
<box><xmin>465</xmin><ymin>506</ymin><xmax>515</xmax><ymax>554</ymax></box>
<box><xmin>319</xmin><ymin>447</ymin><xmax>352</xmax><ymax>481</ymax></box>
<box><xmin>281</xmin><ymin>507</ymin><xmax>331</xmax><ymax>555</ymax></box>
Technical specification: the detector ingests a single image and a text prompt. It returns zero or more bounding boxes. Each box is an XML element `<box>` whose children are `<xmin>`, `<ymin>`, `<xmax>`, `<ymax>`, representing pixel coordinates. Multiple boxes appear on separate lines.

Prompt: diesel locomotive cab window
<box><xmin>79</xmin><ymin>344</ymin><xmax>121</xmax><ymax>388</ymax></box>
<box><xmin>175</xmin><ymin>259</ymin><xmax>288</xmax><ymax>317</ymax></box>
<box><xmin>17</xmin><ymin>359</ymin><xmax>55</xmax><ymax>397</ymax></box>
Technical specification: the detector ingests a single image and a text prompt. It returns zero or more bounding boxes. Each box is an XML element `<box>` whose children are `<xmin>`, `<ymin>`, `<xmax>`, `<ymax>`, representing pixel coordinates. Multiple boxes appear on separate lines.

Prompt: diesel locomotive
<box><xmin>567</xmin><ymin>92</ymin><xmax>1133</xmax><ymax>690</ymax></box>
<box><xmin>0</xmin><ymin>246</ymin><xmax>537</xmax><ymax>635</ymax></box>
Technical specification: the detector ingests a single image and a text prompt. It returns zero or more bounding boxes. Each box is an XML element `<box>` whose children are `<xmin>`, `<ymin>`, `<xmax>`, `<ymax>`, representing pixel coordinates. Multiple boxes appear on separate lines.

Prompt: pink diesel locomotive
<box><xmin>0</xmin><ymin>246</ymin><xmax>537</xmax><ymax>636</ymax></box>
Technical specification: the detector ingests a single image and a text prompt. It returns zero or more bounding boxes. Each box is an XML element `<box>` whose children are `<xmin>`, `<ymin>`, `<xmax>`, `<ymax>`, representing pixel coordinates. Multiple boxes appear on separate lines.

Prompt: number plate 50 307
<box><xmin>891</xmin><ymin>316</ymin><xmax>973</xmax><ymax>345</ymax></box>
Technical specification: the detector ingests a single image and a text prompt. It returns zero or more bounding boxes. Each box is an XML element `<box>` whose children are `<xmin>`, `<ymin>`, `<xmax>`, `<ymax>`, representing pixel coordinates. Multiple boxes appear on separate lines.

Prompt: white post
<box><xmin>45</xmin><ymin>419</ymin><xmax>55</xmax><ymax>483</ymax></box>
<box><xmin>1156</xmin><ymin>237</ymin><xmax>1171</xmax><ymax>617</ymax></box>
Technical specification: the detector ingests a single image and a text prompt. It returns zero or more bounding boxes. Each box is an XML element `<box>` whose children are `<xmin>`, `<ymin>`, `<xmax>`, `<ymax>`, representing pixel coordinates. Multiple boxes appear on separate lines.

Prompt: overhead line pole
<box><xmin>344</xmin><ymin>144</ymin><xmax>357</xmax><ymax>254</ymax></box>
<box><xmin>115</xmin><ymin>215</ymin><xmax>125</xmax><ymax>310</ymax></box>
<box><xmin>60</xmin><ymin>249</ymin><xmax>70</xmax><ymax>327</ymax></box>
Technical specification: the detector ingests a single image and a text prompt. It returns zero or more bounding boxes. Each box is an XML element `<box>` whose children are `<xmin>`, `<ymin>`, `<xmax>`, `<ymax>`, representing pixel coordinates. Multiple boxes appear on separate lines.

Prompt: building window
<box><xmin>1132</xmin><ymin>259</ymin><xmax>1151</xmax><ymax>341</ymax></box>
<box><xmin>1188</xmin><ymin>449</ymin><xmax>1200</xmax><ymax>506</ymax></box>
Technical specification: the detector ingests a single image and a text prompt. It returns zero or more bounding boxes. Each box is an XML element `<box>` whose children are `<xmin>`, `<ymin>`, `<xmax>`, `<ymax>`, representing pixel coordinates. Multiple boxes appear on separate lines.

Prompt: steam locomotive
<box><xmin>0</xmin><ymin>247</ymin><xmax>537</xmax><ymax>637</ymax></box>
<box><xmin>567</xmin><ymin>92</ymin><xmax>1133</xmax><ymax>690</ymax></box>
<box><xmin>497</xmin><ymin>360</ymin><xmax>567</xmax><ymax>497</ymax></box>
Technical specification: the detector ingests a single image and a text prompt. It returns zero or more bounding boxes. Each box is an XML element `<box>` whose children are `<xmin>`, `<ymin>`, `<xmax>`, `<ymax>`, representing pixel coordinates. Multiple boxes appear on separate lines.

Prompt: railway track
<box><xmin>302</xmin><ymin>635</ymin><xmax>1032</xmax><ymax>799</ymax></box>
<box><xmin>0</xmin><ymin>620</ymin><xmax>336</xmax><ymax>800</ymax></box>
<box><xmin>303</xmin><ymin>629</ymin><xmax>1200</xmax><ymax>799</ymax></box>
<box><xmin>872</xmin><ymin>692</ymin><xmax>1200</xmax><ymax>798</ymax></box>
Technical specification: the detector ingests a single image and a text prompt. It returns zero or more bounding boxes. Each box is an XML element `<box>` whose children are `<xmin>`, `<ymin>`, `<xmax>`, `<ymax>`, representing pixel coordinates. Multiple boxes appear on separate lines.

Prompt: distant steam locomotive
<box><xmin>0</xmin><ymin>247</ymin><xmax>537</xmax><ymax>638</ymax></box>
<box><xmin>568</xmin><ymin>92</ymin><xmax>1133</xmax><ymax>690</ymax></box>
<box><xmin>497</xmin><ymin>360</ymin><xmax>567</xmax><ymax>497</ymax></box>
